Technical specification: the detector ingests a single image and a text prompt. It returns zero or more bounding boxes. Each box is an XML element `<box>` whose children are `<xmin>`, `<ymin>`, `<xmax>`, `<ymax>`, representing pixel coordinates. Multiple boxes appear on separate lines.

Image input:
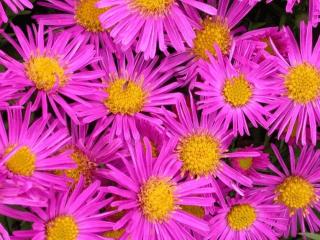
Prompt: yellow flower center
<box><xmin>103</xmin><ymin>229</ymin><xmax>125</xmax><ymax>239</ymax></box>
<box><xmin>57</xmin><ymin>149</ymin><xmax>95</xmax><ymax>186</ymax></box>
<box><xmin>139</xmin><ymin>177</ymin><xmax>175</xmax><ymax>221</ymax></box>
<box><xmin>285</xmin><ymin>63</ymin><xmax>320</xmax><ymax>104</ymax></box>
<box><xmin>181</xmin><ymin>205</ymin><xmax>205</xmax><ymax>218</ymax></box>
<box><xmin>46</xmin><ymin>216</ymin><xmax>78</xmax><ymax>240</ymax></box>
<box><xmin>238</xmin><ymin>157</ymin><xmax>253</xmax><ymax>171</ymax></box>
<box><xmin>75</xmin><ymin>0</ymin><xmax>108</xmax><ymax>32</ymax></box>
<box><xmin>275</xmin><ymin>176</ymin><xmax>317</xmax><ymax>213</ymax></box>
<box><xmin>223</xmin><ymin>75</ymin><xmax>252</xmax><ymax>107</ymax></box>
<box><xmin>227</xmin><ymin>204</ymin><xmax>256</xmax><ymax>231</ymax></box>
<box><xmin>25</xmin><ymin>56</ymin><xmax>67</xmax><ymax>91</ymax></box>
<box><xmin>131</xmin><ymin>0</ymin><xmax>174</xmax><ymax>15</ymax></box>
<box><xmin>178</xmin><ymin>133</ymin><xmax>221</xmax><ymax>177</ymax></box>
<box><xmin>105</xmin><ymin>78</ymin><xmax>146</xmax><ymax>115</ymax></box>
<box><xmin>193</xmin><ymin>17</ymin><xmax>231</xmax><ymax>60</ymax></box>
<box><xmin>5</xmin><ymin>146</ymin><xmax>36</xmax><ymax>177</ymax></box>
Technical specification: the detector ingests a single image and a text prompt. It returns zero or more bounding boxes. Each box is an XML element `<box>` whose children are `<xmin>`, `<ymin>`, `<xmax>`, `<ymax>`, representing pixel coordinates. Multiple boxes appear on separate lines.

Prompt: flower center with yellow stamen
<box><xmin>75</xmin><ymin>0</ymin><xmax>108</xmax><ymax>32</ymax></box>
<box><xmin>223</xmin><ymin>75</ymin><xmax>252</xmax><ymax>107</ymax></box>
<box><xmin>275</xmin><ymin>176</ymin><xmax>317</xmax><ymax>213</ymax></box>
<box><xmin>227</xmin><ymin>204</ymin><xmax>256</xmax><ymax>231</ymax></box>
<box><xmin>178</xmin><ymin>133</ymin><xmax>221</xmax><ymax>177</ymax></box>
<box><xmin>105</xmin><ymin>78</ymin><xmax>146</xmax><ymax>115</ymax></box>
<box><xmin>181</xmin><ymin>205</ymin><xmax>205</xmax><ymax>218</ymax></box>
<box><xmin>131</xmin><ymin>0</ymin><xmax>174</xmax><ymax>15</ymax></box>
<box><xmin>139</xmin><ymin>177</ymin><xmax>175</xmax><ymax>221</ymax></box>
<box><xmin>193</xmin><ymin>17</ymin><xmax>231</xmax><ymax>60</ymax></box>
<box><xmin>238</xmin><ymin>157</ymin><xmax>253</xmax><ymax>171</ymax></box>
<box><xmin>285</xmin><ymin>63</ymin><xmax>320</xmax><ymax>104</ymax></box>
<box><xmin>46</xmin><ymin>215</ymin><xmax>78</xmax><ymax>240</ymax></box>
<box><xmin>58</xmin><ymin>149</ymin><xmax>95</xmax><ymax>186</ymax></box>
<box><xmin>25</xmin><ymin>56</ymin><xmax>67</xmax><ymax>91</ymax></box>
<box><xmin>5</xmin><ymin>146</ymin><xmax>35</xmax><ymax>177</ymax></box>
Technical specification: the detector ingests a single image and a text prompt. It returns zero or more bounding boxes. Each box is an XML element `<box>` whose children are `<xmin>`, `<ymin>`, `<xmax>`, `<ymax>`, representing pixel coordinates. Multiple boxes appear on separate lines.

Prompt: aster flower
<box><xmin>266</xmin><ymin>21</ymin><xmax>320</xmax><ymax>145</ymax></box>
<box><xmin>0</xmin><ymin>106</ymin><xmax>75</xmax><ymax>191</ymax></box>
<box><xmin>34</xmin><ymin>0</ymin><xmax>115</xmax><ymax>53</ymax></box>
<box><xmin>0</xmin><ymin>0</ymin><xmax>32</xmax><ymax>23</ymax></box>
<box><xmin>195</xmin><ymin>47</ymin><xmax>278</xmax><ymax>136</ymax></box>
<box><xmin>252</xmin><ymin>144</ymin><xmax>320</xmax><ymax>238</ymax></box>
<box><xmin>161</xmin><ymin>95</ymin><xmax>258</xmax><ymax>194</ymax></box>
<box><xmin>207</xmin><ymin>193</ymin><xmax>287</xmax><ymax>240</ymax></box>
<box><xmin>57</xmin><ymin>122</ymin><xmax>123</xmax><ymax>186</ymax></box>
<box><xmin>0</xmin><ymin>24</ymin><xmax>105</xmax><ymax>124</ymax></box>
<box><xmin>230</xmin><ymin>146</ymin><xmax>269</xmax><ymax>177</ymax></box>
<box><xmin>9</xmin><ymin>178</ymin><xmax>112</xmax><ymax>240</ymax></box>
<box><xmin>169</xmin><ymin>0</ymin><xmax>257</xmax><ymax>86</ymax></box>
<box><xmin>102</xmin><ymin>138</ymin><xmax>216</xmax><ymax>239</ymax></box>
<box><xmin>97</xmin><ymin>0</ymin><xmax>217</xmax><ymax>59</ymax></box>
<box><xmin>75</xmin><ymin>50</ymin><xmax>182</xmax><ymax>141</ymax></box>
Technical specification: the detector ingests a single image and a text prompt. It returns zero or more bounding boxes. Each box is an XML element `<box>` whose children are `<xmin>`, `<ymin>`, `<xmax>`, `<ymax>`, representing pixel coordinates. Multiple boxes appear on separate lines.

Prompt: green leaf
<box><xmin>300</xmin><ymin>233</ymin><xmax>320</xmax><ymax>240</ymax></box>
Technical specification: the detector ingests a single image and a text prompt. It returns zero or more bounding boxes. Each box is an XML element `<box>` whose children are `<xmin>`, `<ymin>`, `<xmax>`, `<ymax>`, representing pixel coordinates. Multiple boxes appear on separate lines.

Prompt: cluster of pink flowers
<box><xmin>0</xmin><ymin>0</ymin><xmax>319</xmax><ymax>239</ymax></box>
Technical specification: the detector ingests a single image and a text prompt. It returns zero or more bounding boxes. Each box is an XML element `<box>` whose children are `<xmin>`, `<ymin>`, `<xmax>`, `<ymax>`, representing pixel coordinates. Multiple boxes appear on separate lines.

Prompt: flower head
<box><xmin>266</xmin><ymin>21</ymin><xmax>320</xmax><ymax>145</ymax></box>
<box><xmin>253</xmin><ymin>144</ymin><xmax>320</xmax><ymax>237</ymax></box>
<box><xmin>0</xmin><ymin>106</ymin><xmax>75</xmax><ymax>192</ymax></box>
<box><xmin>170</xmin><ymin>0</ymin><xmax>257</xmax><ymax>86</ymax></box>
<box><xmin>8</xmin><ymin>179</ymin><xmax>111</xmax><ymax>240</ymax></box>
<box><xmin>97</xmin><ymin>0</ymin><xmax>216</xmax><ymax>59</ymax></box>
<box><xmin>75</xmin><ymin>50</ymin><xmax>181</xmax><ymax>141</ymax></box>
<box><xmin>195</xmin><ymin>46</ymin><xmax>278</xmax><ymax>136</ymax></box>
<box><xmin>161</xmin><ymin>95</ymin><xmax>259</xmax><ymax>194</ymax></box>
<box><xmin>34</xmin><ymin>0</ymin><xmax>115</xmax><ymax>53</ymax></box>
<box><xmin>0</xmin><ymin>24</ymin><xmax>105</xmax><ymax>124</ymax></box>
<box><xmin>102</xmin><ymin>138</ymin><xmax>216</xmax><ymax>239</ymax></box>
<box><xmin>208</xmin><ymin>193</ymin><xmax>287</xmax><ymax>240</ymax></box>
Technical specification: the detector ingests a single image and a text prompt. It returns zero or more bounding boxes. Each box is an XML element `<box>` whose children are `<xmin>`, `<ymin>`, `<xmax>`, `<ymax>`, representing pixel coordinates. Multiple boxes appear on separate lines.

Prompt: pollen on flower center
<box><xmin>46</xmin><ymin>215</ymin><xmax>78</xmax><ymax>240</ymax></box>
<box><xmin>139</xmin><ymin>177</ymin><xmax>175</xmax><ymax>221</ymax></box>
<box><xmin>238</xmin><ymin>157</ymin><xmax>253</xmax><ymax>171</ymax></box>
<box><xmin>131</xmin><ymin>0</ymin><xmax>174</xmax><ymax>15</ymax></box>
<box><xmin>227</xmin><ymin>204</ymin><xmax>256</xmax><ymax>231</ymax></box>
<box><xmin>178</xmin><ymin>133</ymin><xmax>221</xmax><ymax>177</ymax></box>
<box><xmin>105</xmin><ymin>78</ymin><xmax>146</xmax><ymax>115</ymax></box>
<box><xmin>5</xmin><ymin>146</ymin><xmax>36</xmax><ymax>177</ymax></box>
<box><xmin>223</xmin><ymin>75</ymin><xmax>252</xmax><ymax>107</ymax></box>
<box><xmin>285</xmin><ymin>63</ymin><xmax>320</xmax><ymax>104</ymax></box>
<box><xmin>75</xmin><ymin>0</ymin><xmax>108</xmax><ymax>32</ymax></box>
<box><xmin>275</xmin><ymin>176</ymin><xmax>317</xmax><ymax>212</ymax></box>
<box><xmin>193</xmin><ymin>17</ymin><xmax>231</xmax><ymax>60</ymax></box>
<box><xmin>58</xmin><ymin>148</ymin><xmax>95</xmax><ymax>186</ymax></box>
<box><xmin>25</xmin><ymin>56</ymin><xmax>67</xmax><ymax>91</ymax></box>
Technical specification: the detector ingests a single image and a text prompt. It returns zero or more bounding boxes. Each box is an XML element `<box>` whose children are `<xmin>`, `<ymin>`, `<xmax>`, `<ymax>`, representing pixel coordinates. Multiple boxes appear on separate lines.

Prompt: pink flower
<box><xmin>97</xmin><ymin>0</ymin><xmax>217</xmax><ymax>59</ymax></box>
<box><xmin>266</xmin><ymin>21</ymin><xmax>320</xmax><ymax>145</ymax></box>
<box><xmin>0</xmin><ymin>24</ymin><xmax>105</xmax><ymax>124</ymax></box>
<box><xmin>253</xmin><ymin>144</ymin><xmax>320</xmax><ymax>237</ymax></box>
<box><xmin>75</xmin><ymin>49</ymin><xmax>182</xmax><ymax>141</ymax></box>
<box><xmin>101</xmin><ymin>138</ymin><xmax>216</xmax><ymax>239</ymax></box>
